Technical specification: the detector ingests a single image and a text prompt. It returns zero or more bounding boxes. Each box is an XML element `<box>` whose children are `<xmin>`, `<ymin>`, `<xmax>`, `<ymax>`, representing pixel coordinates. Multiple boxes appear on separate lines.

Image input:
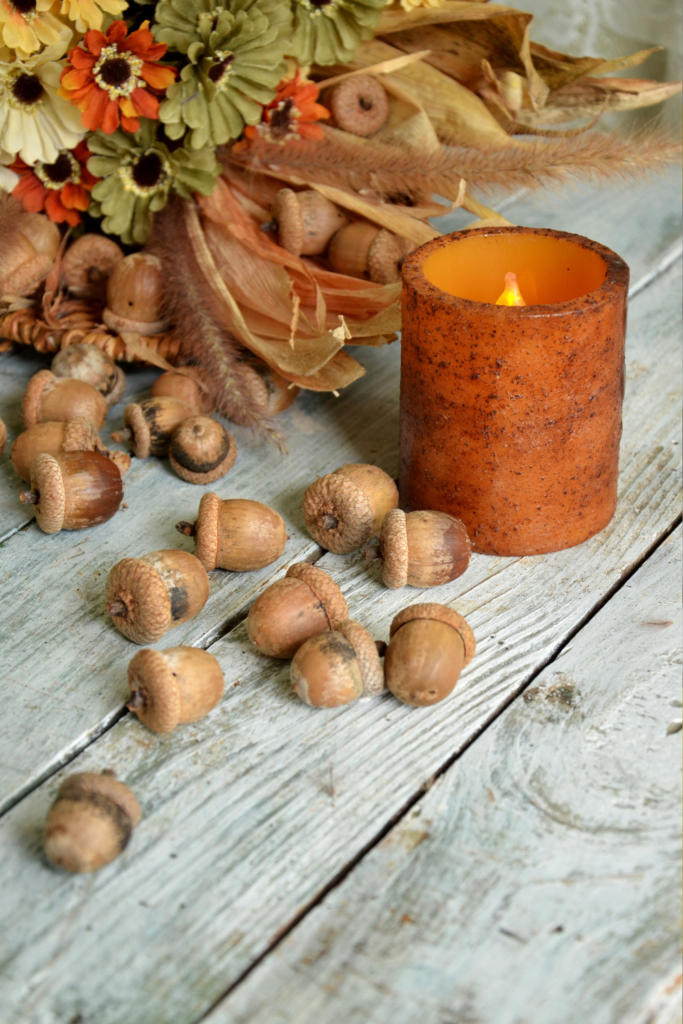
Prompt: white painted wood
<box><xmin>213</xmin><ymin>526</ymin><xmax>682</xmax><ymax>1024</ymax></box>
<box><xmin>0</xmin><ymin>260</ymin><xmax>679</xmax><ymax>1024</ymax></box>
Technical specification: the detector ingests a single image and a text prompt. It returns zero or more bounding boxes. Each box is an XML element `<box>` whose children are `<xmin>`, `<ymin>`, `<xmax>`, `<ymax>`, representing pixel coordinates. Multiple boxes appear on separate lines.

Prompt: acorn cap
<box><xmin>106</xmin><ymin>365</ymin><xmax>127</xmax><ymax>408</ymax></box>
<box><xmin>337</xmin><ymin>619</ymin><xmax>384</xmax><ymax>697</ymax></box>
<box><xmin>329</xmin><ymin>75</ymin><xmax>390</xmax><ymax>137</ymax></box>
<box><xmin>0</xmin><ymin>416</ymin><xmax>5</xmax><ymax>459</ymax></box>
<box><xmin>21</xmin><ymin>369</ymin><xmax>54</xmax><ymax>428</ymax></box>
<box><xmin>27</xmin><ymin>453</ymin><xmax>66</xmax><ymax>533</ymax></box>
<box><xmin>286</xmin><ymin>562</ymin><xmax>349</xmax><ymax>627</ymax></box>
<box><xmin>272</xmin><ymin>189</ymin><xmax>304</xmax><ymax>257</ymax></box>
<box><xmin>105</xmin><ymin>557</ymin><xmax>172</xmax><ymax>644</ymax></box>
<box><xmin>61</xmin><ymin>234</ymin><xmax>124</xmax><ymax>297</ymax></box>
<box><xmin>58</xmin><ymin>772</ymin><xmax>142</xmax><ymax>828</ymax></box>
<box><xmin>121</xmin><ymin>402</ymin><xmax>151</xmax><ymax>459</ymax></box>
<box><xmin>169</xmin><ymin>418</ymin><xmax>237</xmax><ymax>485</ymax></box>
<box><xmin>104</xmin><ymin>448</ymin><xmax>132</xmax><ymax>476</ymax></box>
<box><xmin>367</xmin><ymin>229</ymin><xmax>403</xmax><ymax>285</ymax></box>
<box><xmin>193</xmin><ymin>491</ymin><xmax>222</xmax><ymax>571</ymax></box>
<box><xmin>302</xmin><ymin>474</ymin><xmax>374</xmax><ymax>553</ymax></box>
<box><xmin>127</xmin><ymin>648</ymin><xmax>181</xmax><ymax>733</ymax></box>
<box><xmin>62</xmin><ymin>417</ymin><xmax>101</xmax><ymax>452</ymax></box>
<box><xmin>390</xmin><ymin>603</ymin><xmax>476</xmax><ymax>667</ymax></box>
<box><xmin>381</xmin><ymin>508</ymin><xmax>408</xmax><ymax>589</ymax></box>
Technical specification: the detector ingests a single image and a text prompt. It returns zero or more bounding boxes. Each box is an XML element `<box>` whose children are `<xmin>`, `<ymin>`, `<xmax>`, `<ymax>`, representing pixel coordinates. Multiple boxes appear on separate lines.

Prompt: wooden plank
<box><xmin>215</xmin><ymin>526</ymin><xmax>683</xmax><ymax>1024</ymax></box>
<box><xmin>0</xmin><ymin>261</ymin><xmax>679</xmax><ymax>1024</ymax></box>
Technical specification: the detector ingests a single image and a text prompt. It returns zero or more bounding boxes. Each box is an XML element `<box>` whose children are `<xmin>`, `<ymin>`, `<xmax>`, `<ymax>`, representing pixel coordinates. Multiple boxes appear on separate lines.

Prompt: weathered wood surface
<box><xmin>214</xmin><ymin>527</ymin><xmax>683</xmax><ymax>1024</ymax></box>
<box><xmin>0</xmin><ymin>253</ymin><xmax>679</xmax><ymax>1024</ymax></box>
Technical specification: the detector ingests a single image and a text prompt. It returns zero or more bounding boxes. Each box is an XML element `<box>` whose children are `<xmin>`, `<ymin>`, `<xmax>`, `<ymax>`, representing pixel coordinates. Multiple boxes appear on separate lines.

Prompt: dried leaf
<box><xmin>520</xmin><ymin>77</ymin><xmax>683</xmax><ymax>126</ymax></box>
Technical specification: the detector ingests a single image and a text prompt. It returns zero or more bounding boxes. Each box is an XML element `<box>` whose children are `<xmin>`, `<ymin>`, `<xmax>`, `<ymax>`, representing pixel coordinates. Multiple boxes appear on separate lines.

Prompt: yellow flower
<box><xmin>0</xmin><ymin>0</ymin><xmax>71</xmax><ymax>57</ymax></box>
<box><xmin>399</xmin><ymin>0</ymin><xmax>444</xmax><ymax>9</ymax></box>
<box><xmin>59</xmin><ymin>0</ymin><xmax>128</xmax><ymax>34</ymax></box>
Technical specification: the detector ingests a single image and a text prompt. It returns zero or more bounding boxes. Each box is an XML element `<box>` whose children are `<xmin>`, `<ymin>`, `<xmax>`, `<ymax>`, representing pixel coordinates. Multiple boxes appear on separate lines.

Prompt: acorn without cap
<box><xmin>302</xmin><ymin>463</ymin><xmax>398</xmax><ymax>554</ymax></box>
<box><xmin>127</xmin><ymin>646</ymin><xmax>224</xmax><ymax>733</ymax></box>
<box><xmin>102</xmin><ymin>253</ymin><xmax>168</xmax><ymax>335</ymax></box>
<box><xmin>44</xmin><ymin>771</ymin><xmax>141</xmax><ymax>873</ymax></box>
<box><xmin>150</xmin><ymin>369</ymin><xmax>215</xmax><ymax>415</ymax></box>
<box><xmin>270</xmin><ymin>188</ymin><xmax>348</xmax><ymax>257</ymax></box>
<box><xmin>106</xmin><ymin>549</ymin><xmax>210</xmax><ymax>645</ymax></box>
<box><xmin>169</xmin><ymin>417</ymin><xmax>237</xmax><ymax>484</ymax></box>
<box><xmin>379</xmin><ymin>509</ymin><xmax>471</xmax><ymax>588</ymax></box>
<box><xmin>52</xmin><ymin>343</ymin><xmax>126</xmax><ymax>408</ymax></box>
<box><xmin>291</xmin><ymin>619</ymin><xmax>384</xmax><ymax>708</ymax></box>
<box><xmin>327</xmin><ymin>75</ymin><xmax>389</xmax><ymax>137</ymax></box>
<box><xmin>111</xmin><ymin>396</ymin><xmax>194</xmax><ymax>458</ymax></box>
<box><xmin>22</xmin><ymin>369</ymin><xmax>108</xmax><ymax>430</ymax></box>
<box><xmin>384</xmin><ymin>603</ymin><xmax>476</xmax><ymax>706</ymax></box>
<box><xmin>246</xmin><ymin>562</ymin><xmax>348</xmax><ymax>659</ymax></box>
<box><xmin>328</xmin><ymin>222</ymin><xmax>404</xmax><ymax>284</ymax></box>
<box><xmin>60</xmin><ymin>233</ymin><xmax>124</xmax><ymax>300</ymax></box>
<box><xmin>176</xmin><ymin>493</ymin><xmax>286</xmax><ymax>571</ymax></box>
<box><xmin>20</xmin><ymin>451</ymin><xmax>123</xmax><ymax>533</ymax></box>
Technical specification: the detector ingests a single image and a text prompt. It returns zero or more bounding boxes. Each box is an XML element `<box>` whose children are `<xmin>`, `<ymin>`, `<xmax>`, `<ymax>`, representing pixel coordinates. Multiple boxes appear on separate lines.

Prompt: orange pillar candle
<box><xmin>400</xmin><ymin>227</ymin><xmax>629</xmax><ymax>556</ymax></box>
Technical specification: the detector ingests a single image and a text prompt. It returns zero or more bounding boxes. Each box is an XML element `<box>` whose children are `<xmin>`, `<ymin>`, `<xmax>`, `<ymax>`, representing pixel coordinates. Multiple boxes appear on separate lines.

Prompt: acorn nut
<box><xmin>22</xmin><ymin>369</ymin><xmax>108</xmax><ymax>429</ymax></box>
<box><xmin>384</xmin><ymin>603</ymin><xmax>476</xmax><ymax>706</ymax></box>
<box><xmin>106</xmin><ymin>549</ymin><xmax>210</xmax><ymax>644</ymax></box>
<box><xmin>246</xmin><ymin>562</ymin><xmax>348</xmax><ymax>659</ymax></box>
<box><xmin>111</xmin><ymin>396</ymin><xmax>195</xmax><ymax>458</ymax></box>
<box><xmin>20</xmin><ymin>451</ymin><xmax>123</xmax><ymax>533</ymax></box>
<box><xmin>271</xmin><ymin>188</ymin><xmax>348</xmax><ymax>257</ymax></box>
<box><xmin>379</xmin><ymin>509</ymin><xmax>471</xmax><ymax>588</ymax></box>
<box><xmin>60</xmin><ymin>233</ymin><xmax>124</xmax><ymax>300</ymax></box>
<box><xmin>291</xmin><ymin>619</ymin><xmax>383</xmax><ymax>707</ymax></box>
<box><xmin>102</xmin><ymin>253</ymin><xmax>168</xmax><ymax>335</ymax></box>
<box><xmin>302</xmin><ymin>462</ymin><xmax>398</xmax><ymax>554</ymax></box>
<box><xmin>328</xmin><ymin>222</ymin><xmax>404</xmax><ymax>284</ymax></box>
<box><xmin>52</xmin><ymin>343</ymin><xmax>126</xmax><ymax>408</ymax></box>
<box><xmin>169</xmin><ymin>417</ymin><xmax>237</xmax><ymax>484</ymax></box>
<box><xmin>328</xmin><ymin>75</ymin><xmax>389</xmax><ymax>137</ymax></box>
<box><xmin>0</xmin><ymin>416</ymin><xmax>6</xmax><ymax>458</ymax></box>
<box><xmin>11</xmin><ymin>418</ymin><xmax>115</xmax><ymax>482</ymax></box>
<box><xmin>150</xmin><ymin>369</ymin><xmax>215</xmax><ymax>415</ymax></box>
<box><xmin>44</xmin><ymin>771</ymin><xmax>141</xmax><ymax>873</ymax></box>
<box><xmin>0</xmin><ymin>212</ymin><xmax>59</xmax><ymax>296</ymax></box>
<box><xmin>127</xmin><ymin>646</ymin><xmax>224</xmax><ymax>733</ymax></box>
<box><xmin>176</xmin><ymin>492</ymin><xmax>286</xmax><ymax>571</ymax></box>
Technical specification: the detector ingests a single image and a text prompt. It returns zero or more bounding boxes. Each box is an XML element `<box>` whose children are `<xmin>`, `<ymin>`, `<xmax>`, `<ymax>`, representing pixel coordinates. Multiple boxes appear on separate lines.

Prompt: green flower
<box><xmin>290</xmin><ymin>0</ymin><xmax>388</xmax><ymax>66</ymax></box>
<box><xmin>157</xmin><ymin>0</ymin><xmax>290</xmax><ymax>149</ymax></box>
<box><xmin>87</xmin><ymin>121</ymin><xmax>220</xmax><ymax>244</ymax></box>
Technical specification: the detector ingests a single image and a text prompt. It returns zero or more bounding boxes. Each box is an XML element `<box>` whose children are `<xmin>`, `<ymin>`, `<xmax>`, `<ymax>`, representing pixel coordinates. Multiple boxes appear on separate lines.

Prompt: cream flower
<box><xmin>0</xmin><ymin>48</ymin><xmax>85</xmax><ymax>164</ymax></box>
<box><xmin>0</xmin><ymin>145</ymin><xmax>19</xmax><ymax>191</ymax></box>
<box><xmin>59</xmin><ymin>0</ymin><xmax>128</xmax><ymax>34</ymax></box>
<box><xmin>0</xmin><ymin>0</ymin><xmax>71</xmax><ymax>56</ymax></box>
<box><xmin>399</xmin><ymin>0</ymin><xmax>444</xmax><ymax>8</ymax></box>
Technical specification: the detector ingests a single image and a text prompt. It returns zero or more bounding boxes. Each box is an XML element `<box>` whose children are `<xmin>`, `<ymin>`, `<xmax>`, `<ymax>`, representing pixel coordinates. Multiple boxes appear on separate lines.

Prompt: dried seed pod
<box><xmin>52</xmin><ymin>343</ymin><xmax>126</xmax><ymax>408</ymax></box>
<box><xmin>246</xmin><ymin>562</ymin><xmax>348</xmax><ymax>659</ymax></box>
<box><xmin>290</xmin><ymin>618</ymin><xmax>382</xmax><ymax>707</ymax></box>
<box><xmin>0</xmin><ymin>416</ymin><xmax>6</xmax><ymax>459</ymax></box>
<box><xmin>221</xmin><ymin>363</ymin><xmax>299</xmax><ymax>426</ymax></box>
<box><xmin>60</xmin><ymin>234</ymin><xmax>124</xmax><ymax>300</ymax></box>
<box><xmin>20</xmin><ymin>451</ymin><xmax>123</xmax><ymax>533</ymax></box>
<box><xmin>177</xmin><ymin>492</ymin><xmax>286</xmax><ymax>571</ymax></box>
<box><xmin>150</xmin><ymin>369</ymin><xmax>215</xmax><ymax>415</ymax></box>
<box><xmin>22</xmin><ymin>369</ymin><xmax>108</xmax><ymax>430</ymax></box>
<box><xmin>169</xmin><ymin>417</ymin><xmax>237</xmax><ymax>484</ymax></box>
<box><xmin>328</xmin><ymin>222</ymin><xmax>404</xmax><ymax>284</ymax></box>
<box><xmin>328</xmin><ymin>75</ymin><xmax>389</xmax><ymax>136</ymax></box>
<box><xmin>271</xmin><ymin>188</ymin><xmax>348</xmax><ymax>257</ymax></box>
<box><xmin>44</xmin><ymin>772</ymin><xmax>141</xmax><ymax>873</ymax></box>
<box><xmin>11</xmin><ymin>418</ymin><xmax>101</xmax><ymax>481</ymax></box>
<box><xmin>106</xmin><ymin>549</ymin><xmax>210</xmax><ymax>644</ymax></box>
<box><xmin>385</xmin><ymin>603</ymin><xmax>476</xmax><ymax>706</ymax></box>
<box><xmin>110</xmin><ymin>397</ymin><xmax>194</xmax><ymax>458</ymax></box>
<box><xmin>302</xmin><ymin>463</ymin><xmax>398</xmax><ymax>554</ymax></box>
<box><xmin>127</xmin><ymin>646</ymin><xmax>224</xmax><ymax>733</ymax></box>
<box><xmin>380</xmin><ymin>509</ymin><xmax>471</xmax><ymax>589</ymax></box>
<box><xmin>102</xmin><ymin>253</ymin><xmax>168</xmax><ymax>335</ymax></box>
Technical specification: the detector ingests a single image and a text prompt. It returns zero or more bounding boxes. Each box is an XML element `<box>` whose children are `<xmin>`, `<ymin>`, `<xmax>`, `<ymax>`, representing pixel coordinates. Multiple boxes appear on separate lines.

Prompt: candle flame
<box><xmin>496</xmin><ymin>271</ymin><xmax>526</xmax><ymax>306</ymax></box>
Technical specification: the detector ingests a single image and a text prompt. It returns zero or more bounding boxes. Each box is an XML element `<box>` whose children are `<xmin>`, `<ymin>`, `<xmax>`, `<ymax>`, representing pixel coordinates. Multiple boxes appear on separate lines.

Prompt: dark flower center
<box><xmin>12</xmin><ymin>73</ymin><xmax>44</xmax><ymax>106</ymax></box>
<box><xmin>11</xmin><ymin>0</ymin><xmax>37</xmax><ymax>16</ymax></box>
<box><xmin>309</xmin><ymin>0</ymin><xmax>332</xmax><ymax>6</ymax></box>
<box><xmin>132</xmin><ymin>152</ymin><xmax>164</xmax><ymax>189</ymax></box>
<box><xmin>208</xmin><ymin>54</ymin><xmax>235</xmax><ymax>84</ymax></box>
<box><xmin>43</xmin><ymin>153</ymin><xmax>76</xmax><ymax>184</ymax></box>
<box><xmin>268</xmin><ymin>98</ymin><xmax>295</xmax><ymax>136</ymax></box>
<box><xmin>100</xmin><ymin>57</ymin><xmax>132</xmax><ymax>88</ymax></box>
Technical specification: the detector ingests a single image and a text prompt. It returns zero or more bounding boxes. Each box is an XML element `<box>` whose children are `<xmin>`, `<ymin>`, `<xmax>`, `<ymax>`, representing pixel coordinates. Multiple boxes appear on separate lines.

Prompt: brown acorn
<box><xmin>110</xmin><ymin>396</ymin><xmax>194</xmax><ymax>458</ymax></box>
<box><xmin>291</xmin><ymin>619</ymin><xmax>383</xmax><ymax>708</ymax></box>
<box><xmin>22</xmin><ymin>369</ymin><xmax>108</xmax><ymax>429</ymax></box>
<box><xmin>246</xmin><ymin>562</ymin><xmax>348</xmax><ymax>659</ymax></box>
<box><xmin>270</xmin><ymin>188</ymin><xmax>348</xmax><ymax>257</ymax></box>
<box><xmin>0</xmin><ymin>416</ymin><xmax>6</xmax><ymax>459</ymax></box>
<box><xmin>60</xmin><ymin>233</ymin><xmax>124</xmax><ymax>300</ymax></box>
<box><xmin>0</xmin><ymin>212</ymin><xmax>58</xmax><ymax>297</ymax></box>
<box><xmin>169</xmin><ymin>417</ymin><xmax>237</xmax><ymax>484</ymax></box>
<box><xmin>12</xmin><ymin>418</ymin><xmax>100</xmax><ymax>481</ymax></box>
<box><xmin>44</xmin><ymin>772</ymin><xmax>141</xmax><ymax>873</ymax></box>
<box><xmin>19</xmin><ymin>212</ymin><xmax>61</xmax><ymax>261</ymax></box>
<box><xmin>384</xmin><ymin>603</ymin><xmax>476</xmax><ymax>706</ymax></box>
<box><xmin>328</xmin><ymin>222</ymin><xmax>404</xmax><ymax>284</ymax></box>
<box><xmin>150</xmin><ymin>369</ymin><xmax>215</xmax><ymax>415</ymax></box>
<box><xmin>302</xmin><ymin>463</ymin><xmax>398</xmax><ymax>554</ymax></box>
<box><xmin>327</xmin><ymin>75</ymin><xmax>389</xmax><ymax>136</ymax></box>
<box><xmin>102</xmin><ymin>253</ymin><xmax>168</xmax><ymax>335</ymax></box>
<box><xmin>379</xmin><ymin>509</ymin><xmax>471</xmax><ymax>589</ymax></box>
<box><xmin>20</xmin><ymin>451</ymin><xmax>123</xmax><ymax>533</ymax></box>
<box><xmin>176</xmin><ymin>492</ymin><xmax>286</xmax><ymax>571</ymax></box>
<box><xmin>52</xmin><ymin>344</ymin><xmax>126</xmax><ymax>408</ymax></box>
<box><xmin>127</xmin><ymin>646</ymin><xmax>224</xmax><ymax>733</ymax></box>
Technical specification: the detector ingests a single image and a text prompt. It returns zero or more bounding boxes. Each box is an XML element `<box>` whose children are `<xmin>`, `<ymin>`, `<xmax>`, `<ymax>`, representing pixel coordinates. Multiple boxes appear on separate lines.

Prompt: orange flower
<box><xmin>10</xmin><ymin>140</ymin><xmax>98</xmax><ymax>227</ymax></box>
<box><xmin>242</xmin><ymin>71</ymin><xmax>329</xmax><ymax>146</ymax></box>
<box><xmin>59</xmin><ymin>20</ymin><xmax>176</xmax><ymax>135</ymax></box>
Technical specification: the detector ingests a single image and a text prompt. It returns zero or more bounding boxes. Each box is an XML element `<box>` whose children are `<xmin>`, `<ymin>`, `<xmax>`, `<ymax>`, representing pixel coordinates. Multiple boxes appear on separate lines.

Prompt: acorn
<box><xmin>110</xmin><ymin>396</ymin><xmax>194</xmax><ymax>458</ymax></box>
<box><xmin>12</xmin><ymin>418</ymin><xmax>105</xmax><ymax>482</ymax></box>
<box><xmin>22</xmin><ymin>369</ymin><xmax>108</xmax><ymax>430</ymax></box>
<box><xmin>44</xmin><ymin>772</ymin><xmax>141</xmax><ymax>873</ymax></box>
<box><xmin>102</xmin><ymin>253</ymin><xmax>168</xmax><ymax>335</ymax></box>
<box><xmin>0</xmin><ymin>416</ymin><xmax>6</xmax><ymax>459</ymax></box>
<box><xmin>270</xmin><ymin>188</ymin><xmax>348</xmax><ymax>257</ymax></box>
<box><xmin>302</xmin><ymin>463</ymin><xmax>398</xmax><ymax>554</ymax></box>
<box><xmin>176</xmin><ymin>492</ymin><xmax>286</xmax><ymax>572</ymax></box>
<box><xmin>106</xmin><ymin>549</ymin><xmax>210</xmax><ymax>645</ymax></box>
<box><xmin>291</xmin><ymin>619</ymin><xmax>384</xmax><ymax>708</ymax></box>
<box><xmin>0</xmin><ymin>213</ymin><xmax>59</xmax><ymax>297</ymax></box>
<box><xmin>19</xmin><ymin>213</ymin><xmax>61</xmax><ymax>261</ymax></box>
<box><xmin>379</xmin><ymin>509</ymin><xmax>471</xmax><ymax>589</ymax></box>
<box><xmin>328</xmin><ymin>222</ymin><xmax>404</xmax><ymax>284</ymax></box>
<box><xmin>52</xmin><ymin>343</ymin><xmax>126</xmax><ymax>408</ymax></box>
<box><xmin>169</xmin><ymin>417</ymin><xmax>237</xmax><ymax>485</ymax></box>
<box><xmin>150</xmin><ymin>369</ymin><xmax>215</xmax><ymax>415</ymax></box>
<box><xmin>127</xmin><ymin>646</ymin><xmax>224</xmax><ymax>733</ymax></box>
<box><xmin>60</xmin><ymin>233</ymin><xmax>124</xmax><ymax>300</ymax></box>
<box><xmin>246</xmin><ymin>562</ymin><xmax>348</xmax><ymax>659</ymax></box>
<box><xmin>20</xmin><ymin>451</ymin><xmax>123</xmax><ymax>533</ymax></box>
<box><xmin>327</xmin><ymin>75</ymin><xmax>389</xmax><ymax>137</ymax></box>
<box><xmin>384</xmin><ymin>603</ymin><xmax>476</xmax><ymax>706</ymax></box>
